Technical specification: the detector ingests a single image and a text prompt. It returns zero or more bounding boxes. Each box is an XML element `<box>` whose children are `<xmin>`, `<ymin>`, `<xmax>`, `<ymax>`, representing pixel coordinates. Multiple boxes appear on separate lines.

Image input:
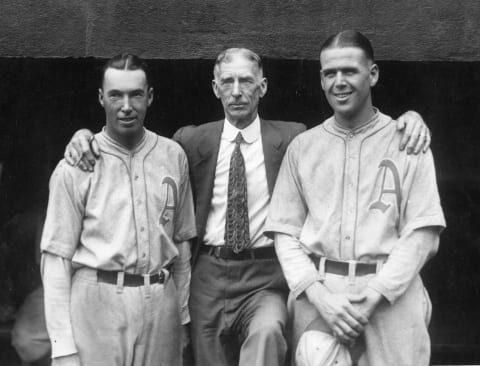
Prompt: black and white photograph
<box><xmin>0</xmin><ymin>1</ymin><xmax>478</xmax><ymax>365</ymax></box>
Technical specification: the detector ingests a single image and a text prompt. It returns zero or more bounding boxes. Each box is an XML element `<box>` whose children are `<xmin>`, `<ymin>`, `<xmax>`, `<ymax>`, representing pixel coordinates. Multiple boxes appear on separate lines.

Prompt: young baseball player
<box><xmin>41</xmin><ymin>54</ymin><xmax>196</xmax><ymax>366</ymax></box>
<box><xmin>265</xmin><ymin>30</ymin><xmax>445</xmax><ymax>366</ymax></box>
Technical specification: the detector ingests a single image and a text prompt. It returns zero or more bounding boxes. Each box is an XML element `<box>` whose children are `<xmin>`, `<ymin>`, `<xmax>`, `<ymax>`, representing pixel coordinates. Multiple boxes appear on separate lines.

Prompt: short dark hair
<box><xmin>101</xmin><ymin>53</ymin><xmax>152</xmax><ymax>88</ymax></box>
<box><xmin>320</xmin><ymin>30</ymin><xmax>374</xmax><ymax>63</ymax></box>
<box><xmin>214</xmin><ymin>48</ymin><xmax>263</xmax><ymax>78</ymax></box>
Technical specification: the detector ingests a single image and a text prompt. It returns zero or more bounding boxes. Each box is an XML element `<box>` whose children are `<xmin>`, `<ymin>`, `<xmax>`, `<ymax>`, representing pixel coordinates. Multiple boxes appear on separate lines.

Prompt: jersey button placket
<box><xmin>132</xmin><ymin>156</ymin><xmax>149</xmax><ymax>272</ymax></box>
<box><xmin>341</xmin><ymin>133</ymin><xmax>358</xmax><ymax>259</ymax></box>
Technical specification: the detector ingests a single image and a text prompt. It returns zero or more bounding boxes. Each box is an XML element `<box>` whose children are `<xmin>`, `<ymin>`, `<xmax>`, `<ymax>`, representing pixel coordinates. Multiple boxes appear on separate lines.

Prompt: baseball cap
<box><xmin>295</xmin><ymin>330</ymin><xmax>352</xmax><ymax>366</ymax></box>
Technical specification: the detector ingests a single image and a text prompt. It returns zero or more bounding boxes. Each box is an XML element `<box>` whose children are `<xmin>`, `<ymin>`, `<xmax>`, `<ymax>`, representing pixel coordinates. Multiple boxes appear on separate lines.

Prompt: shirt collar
<box><xmin>99</xmin><ymin>126</ymin><xmax>148</xmax><ymax>155</ymax></box>
<box><xmin>332</xmin><ymin>107</ymin><xmax>380</xmax><ymax>135</ymax></box>
<box><xmin>222</xmin><ymin>115</ymin><xmax>261</xmax><ymax>144</ymax></box>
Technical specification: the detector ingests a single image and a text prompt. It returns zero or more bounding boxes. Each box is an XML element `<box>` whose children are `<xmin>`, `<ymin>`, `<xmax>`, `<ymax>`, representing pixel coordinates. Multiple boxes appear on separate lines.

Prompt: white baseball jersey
<box><xmin>41</xmin><ymin>128</ymin><xmax>196</xmax><ymax>274</ymax></box>
<box><xmin>265</xmin><ymin>110</ymin><xmax>445</xmax><ymax>301</ymax></box>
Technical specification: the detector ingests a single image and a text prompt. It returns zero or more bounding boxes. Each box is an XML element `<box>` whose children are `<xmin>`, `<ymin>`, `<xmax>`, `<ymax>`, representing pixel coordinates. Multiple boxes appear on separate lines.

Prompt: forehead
<box><xmin>216</xmin><ymin>54</ymin><xmax>261</xmax><ymax>78</ymax></box>
<box><xmin>102</xmin><ymin>68</ymin><xmax>148</xmax><ymax>90</ymax></box>
<box><xmin>320</xmin><ymin>47</ymin><xmax>371</xmax><ymax>69</ymax></box>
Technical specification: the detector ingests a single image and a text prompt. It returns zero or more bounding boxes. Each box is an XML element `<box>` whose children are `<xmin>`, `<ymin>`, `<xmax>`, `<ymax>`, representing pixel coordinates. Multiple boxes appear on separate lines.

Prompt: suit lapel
<box><xmin>261</xmin><ymin>119</ymin><xmax>284</xmax><ymax>195</ymax></box>
<box><xmin>194</xmin><ymin>120</ymin><xmax>223</xmax><ymax>241</ymax></box>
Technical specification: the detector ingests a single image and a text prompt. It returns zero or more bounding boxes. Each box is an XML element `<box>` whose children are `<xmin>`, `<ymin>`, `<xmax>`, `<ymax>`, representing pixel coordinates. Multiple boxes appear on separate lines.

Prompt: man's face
<box><xmin>99</xmin><ymin>68</ymin><xmax>153</xmax><ymax>145</ymax></box>
<box><xmin>320</xmin><ymin>46</ymin><xmax>378</xmax><ymax>126</ymax></box>
<box><xmin>212</xmin><ymin>54</ymin><xmax>267</xmax><ymax>129</ymax></box>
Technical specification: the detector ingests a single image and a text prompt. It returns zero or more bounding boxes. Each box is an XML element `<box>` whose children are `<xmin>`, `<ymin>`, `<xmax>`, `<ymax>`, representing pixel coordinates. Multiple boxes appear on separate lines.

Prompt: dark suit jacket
<box><xmin>173</xmin><ymin>118</ymin><xmax>306</xmax><ymax>263</ymax></box>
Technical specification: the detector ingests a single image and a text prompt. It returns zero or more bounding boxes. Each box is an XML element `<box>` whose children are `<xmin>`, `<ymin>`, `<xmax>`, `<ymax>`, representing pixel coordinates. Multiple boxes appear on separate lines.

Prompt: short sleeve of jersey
<box><xmin>265</xmin><ymin>137</ymin><xmax>307</xmax><ymax>238</ymax></box>
<box><xmin>41</xmin><ymin>160</ymin><xmax>85</xmax><ymax>259</ymax></box>
<box><xmin>173</xmin><ymin>152</ymin><xmax>197</xmax><ymax>243</ymax></box>
<box><xmin>400</xmin><ymin>149</ymin><xmax>446</xmax><ymax>235</ymax></box>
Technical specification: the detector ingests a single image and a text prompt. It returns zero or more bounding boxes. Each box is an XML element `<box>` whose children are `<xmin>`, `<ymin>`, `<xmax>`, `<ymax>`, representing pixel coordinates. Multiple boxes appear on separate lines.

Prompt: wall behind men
<box><xmin>1</xmin><ymin>0</ymin><xmax>480</xmax><ymax>61</ymax></box>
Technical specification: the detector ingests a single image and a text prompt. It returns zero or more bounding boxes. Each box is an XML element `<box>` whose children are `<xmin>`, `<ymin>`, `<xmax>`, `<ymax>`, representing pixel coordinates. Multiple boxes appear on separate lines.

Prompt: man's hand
<box><xmin>305</xmin><ymin>282</ymin><xmax>368</xmax><ymax>346</ymax></box>
<box><xmin>350</xmin><ymin>287</ymin><xmax>384</xmax><ymax>320</ymax></box>
<box><xmin>52</xmin><ymin>354</ymin><xmax>81</xmax><ymax>366</ymax></box>
<box><xmin>64</xmin><ymin>129</ymin><xmax>99</xmax><ymax>172</ymax></box>
<box><xmin>396</xmin><ymin>110</ymin><xmax>431</xmax><ymax>154</ymax></box>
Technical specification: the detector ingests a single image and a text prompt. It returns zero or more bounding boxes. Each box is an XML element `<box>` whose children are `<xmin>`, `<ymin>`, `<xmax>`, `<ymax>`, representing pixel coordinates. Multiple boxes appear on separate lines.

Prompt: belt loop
<box><xmin>348</xmin><ymin>260</ymin><xmax>356</xmax><ymax>285</ymax></box>
<box><xmin>376</xmin><ymin>259</ymin><xmax>384</xmax><ymax>274</ymax></box>
<box><xmin>143</xmin><ymin>274</ymin><xmax>151</xmax><ymax>298</ymax></box>
<box><xmin>161</xmin><ymin>268</ymin><xmax>169</xmax><ymax>288</ymax></box>
<box><xmin>318</xmin><ymin>257</ymin><xmax>327</xmax><ymax>281</ymax></box>
<box><xmin>116</xmin><ymin>271</ymin><xmax>125</xmax><ymax>294</ymax></box>
<box><xmin>250</xmin><ymin>249</ymin><xmax>256</xmax><ymax>260</ymax></box>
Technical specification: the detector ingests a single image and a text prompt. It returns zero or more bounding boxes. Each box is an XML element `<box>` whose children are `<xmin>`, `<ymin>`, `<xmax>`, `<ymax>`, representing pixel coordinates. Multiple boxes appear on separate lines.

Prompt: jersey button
<box><xmin>345</xmin><ymin>235</ymin><xmax>351</xmax><ymax>240</ymax></box>
<box><xmin>134</xmin><ymin>175</ymin><xmax>139</xmax><ymax>180</ymax></box>
<box><xmin>140</xmin><ymin>226</ymin><xmax>145</xmax><ymax>232</ymax></box>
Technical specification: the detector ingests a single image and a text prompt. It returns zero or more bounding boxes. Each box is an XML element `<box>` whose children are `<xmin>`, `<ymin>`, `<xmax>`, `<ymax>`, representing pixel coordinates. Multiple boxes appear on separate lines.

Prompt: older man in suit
<box><xmin>65</xmin><ymin>47</ymin><xmax>430</xmax><ymax>366</ymax></box>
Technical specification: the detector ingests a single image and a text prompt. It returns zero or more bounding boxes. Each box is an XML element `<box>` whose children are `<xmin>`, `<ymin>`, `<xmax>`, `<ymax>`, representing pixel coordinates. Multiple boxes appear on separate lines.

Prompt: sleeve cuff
<box><xmin>174</xmin><ymin>228</ymin><xmax>197</xmax><ymax>243</ymax></box>
<box><xmin>263</xmin><ymin>223</ymin><xmax>302</xmax><ymax>240</ymax></box>
<box><xmin>292</xmin><ymin>274</ymin><xmax>324</xmax><ymax>298</ymax></box>
<box><xmin>49</xmin><ymin>328</ymin><xmax>78</xmax><ymax>358</ymax></box>
<box><xmin>367</xmin><ymin>279</ymin><xmax>398</xmax><ymax>304</ymax></box>
<box><xmin>400</xmin><ymin>214</ymin><xmax>446</xmax><ymax>236</ymax></box>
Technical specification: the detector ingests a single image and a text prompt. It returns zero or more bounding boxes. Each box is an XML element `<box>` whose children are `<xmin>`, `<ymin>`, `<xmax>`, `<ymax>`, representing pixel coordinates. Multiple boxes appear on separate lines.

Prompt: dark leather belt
<box><xmin>97</xmin><ymin>270</ymin><xmax>165</xmax><ymax>286</ymax></box>
<box><xmin>310</xmin><ymin>256</ymin><xmax>377</xmax><ymax>276</ymax></box>
<box><xmin>200</xmin><ymin>245</ymin><xmax>276</xmax><ymax>260</ymax></box>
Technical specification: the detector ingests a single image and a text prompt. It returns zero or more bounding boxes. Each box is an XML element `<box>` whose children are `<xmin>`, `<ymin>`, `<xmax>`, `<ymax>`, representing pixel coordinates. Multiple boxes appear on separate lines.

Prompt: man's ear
<box><xmin>259</xmin><ymin>77</ymin><xmax>268</xmax><ymax>98</ymax></box>
<box><xmin>147</xmin><ymin>87</ymin><xmax>154</xmax><ymax>107</ymax></box>
<box><xmin>98</xmin><ymin>88</ymin><xmax>104</xmax><ymax>107</ymax></box>
<box><xmin>212</xmin><ymin>79</ymin><xmax>221</xmax><ymax>99</ymax></box>
<box><xmin>320</xmin><ymin>70</ymin><xmax>326</xmax><ymax>91</ymax></box>
<box><xmin>370</xmin><ymin>63</ymin><xmax>379</xmax><ymax>87</ymax></box>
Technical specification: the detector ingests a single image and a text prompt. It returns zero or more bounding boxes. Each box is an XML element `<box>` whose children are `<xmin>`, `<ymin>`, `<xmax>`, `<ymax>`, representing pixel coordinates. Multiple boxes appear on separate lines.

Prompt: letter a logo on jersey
<box><xmin>369</xmin><ymin>159</ymin><xmax>401</xmax><ymax>213</ymax></box>
<box><xmin>159</xmin><ymin>177</ymin><xmax>178</xmax><ymax>226</ymax></box>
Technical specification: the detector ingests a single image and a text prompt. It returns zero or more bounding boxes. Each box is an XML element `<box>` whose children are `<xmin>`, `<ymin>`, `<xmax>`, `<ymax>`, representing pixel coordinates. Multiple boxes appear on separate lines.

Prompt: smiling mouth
<box><xmin>334</xmin><ymin>92</ymin><xmax>353</xmax><ymax>99</ymax></box>
<box><xmin>118</xmin><ymin>117</ymin><xmax>137</xmax><ymax>124</ymax></box>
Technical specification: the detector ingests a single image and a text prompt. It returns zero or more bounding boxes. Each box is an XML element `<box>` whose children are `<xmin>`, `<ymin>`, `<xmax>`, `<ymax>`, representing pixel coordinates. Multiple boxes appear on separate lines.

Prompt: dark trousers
<box><xmin>190</xmin><ymin>253</ymin><xmax>288</xmax><ymax>366</ymax></box>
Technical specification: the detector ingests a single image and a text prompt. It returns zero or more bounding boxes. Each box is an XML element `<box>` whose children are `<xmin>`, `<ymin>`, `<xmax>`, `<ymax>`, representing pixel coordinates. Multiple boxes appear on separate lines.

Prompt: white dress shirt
<box><xmin>204</xmin><ymin>116</ymin><xmax>273</xmax><ymax>248</ymax></box>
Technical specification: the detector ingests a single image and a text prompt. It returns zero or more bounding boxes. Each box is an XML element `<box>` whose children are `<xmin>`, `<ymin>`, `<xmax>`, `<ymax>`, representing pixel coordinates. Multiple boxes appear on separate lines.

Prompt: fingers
<box><xmin>412</xmin><ymin>128</ymin><xmax>427</xmax><ymax>155</ymax></box>
<box><xmin>404</xmin><ymin>119</ymin><xmax>422</xmax><ymax>154</ymax></box>
<box><xmin>64</xmin><ymin>143</ymin><xmax>76</xmax><ymax>165</ymax></box>
<box><xmin>398</xmin><ymin>117</ymin><xmax>414</xmax><ymax>151</ymax></box>
<box><xmin>332</xmin><ymin>322</ymin><xmax>357</xmax><ymax>345</ymax></box>
<box><xmin>423</xmin><ymin>127</ymin><xmax>431</xmax><ymax>153</ymax></box>
<box><xmin>91</xmin><ymin>137</ymin><xmax>100</xmax><ymax>158</ymax></box>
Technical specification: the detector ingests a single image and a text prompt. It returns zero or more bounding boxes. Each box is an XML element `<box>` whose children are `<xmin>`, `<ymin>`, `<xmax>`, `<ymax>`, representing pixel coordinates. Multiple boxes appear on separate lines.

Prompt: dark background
<box><xmin>0</xmin><ymin>57</ymin><xmax>479</xmax><ymax>365</ymax></box>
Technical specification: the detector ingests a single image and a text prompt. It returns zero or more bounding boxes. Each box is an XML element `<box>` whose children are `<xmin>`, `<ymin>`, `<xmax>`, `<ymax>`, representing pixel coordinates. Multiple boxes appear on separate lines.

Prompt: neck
<box><xmin>227</xmin><ymin>115</ymin><xmax>257</xmax><ymax>130</ymax></box>
<box><xmin>335</xmin><ymin>104</ymin><xmax>375</xmax><ymax>130</ymax></box>
<box><xmin>105</xmin><ymin>128</ymin><xmax>144</xmax><ymax>150</ymax></box>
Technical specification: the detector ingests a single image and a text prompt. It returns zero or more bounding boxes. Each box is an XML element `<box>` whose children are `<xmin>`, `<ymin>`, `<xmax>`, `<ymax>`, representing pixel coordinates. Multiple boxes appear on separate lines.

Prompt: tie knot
<box><xmin>235</xmin><ymin>132</ymin><xmax>244</xmax><ymax>145</ymax></box>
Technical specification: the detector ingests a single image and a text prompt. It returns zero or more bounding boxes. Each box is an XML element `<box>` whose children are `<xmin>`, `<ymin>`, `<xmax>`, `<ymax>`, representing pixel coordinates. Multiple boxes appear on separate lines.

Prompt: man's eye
<box><xmin>240</xmin><ymin>80</ymin><xmax>254</xmax><ymax>87</ymax></box>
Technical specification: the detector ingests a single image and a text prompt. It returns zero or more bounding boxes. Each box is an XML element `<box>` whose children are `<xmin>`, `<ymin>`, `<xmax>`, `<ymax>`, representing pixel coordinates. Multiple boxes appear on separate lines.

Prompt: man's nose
<box><xmin>121</xmin><ymin>96</ymin><xmax>132</xmax><ymax>113</ymax></box>
<box><xmin>334</xmin><ymin>71</ymin><xmax>346</xmax><ymax>86</ymax></box>
<box><xmin>231</xmin><ymin>80</ymin><xmax>241</xmax><ymax>97</ymax></box>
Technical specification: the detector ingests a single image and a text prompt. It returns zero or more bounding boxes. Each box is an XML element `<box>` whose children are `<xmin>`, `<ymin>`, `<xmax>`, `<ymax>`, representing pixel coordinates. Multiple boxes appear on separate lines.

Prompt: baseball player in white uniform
<box><xmin>265</xmin><ymin>30</ymin><xmax>446</xmax><ymax>366</ymax></box>
<box><xmin>41</xmin><ymin>54</ymin><xmax>196</xmax><ymax>366</ymax></box>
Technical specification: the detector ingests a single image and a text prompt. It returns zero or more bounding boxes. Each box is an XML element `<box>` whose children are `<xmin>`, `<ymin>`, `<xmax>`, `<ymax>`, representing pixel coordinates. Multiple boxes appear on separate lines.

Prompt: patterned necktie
<box><xmin>225</xmin><ymin>132</ymin><xmax>250</xmax><ymax>253</ymax></box>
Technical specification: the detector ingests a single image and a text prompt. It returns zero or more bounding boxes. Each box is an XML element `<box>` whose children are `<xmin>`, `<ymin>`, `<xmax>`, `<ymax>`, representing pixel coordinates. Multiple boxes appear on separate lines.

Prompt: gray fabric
<box><xmin>189</xmin><ymin>253</ymin><xmax>288</xmax><ymax>366</ymax></box>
